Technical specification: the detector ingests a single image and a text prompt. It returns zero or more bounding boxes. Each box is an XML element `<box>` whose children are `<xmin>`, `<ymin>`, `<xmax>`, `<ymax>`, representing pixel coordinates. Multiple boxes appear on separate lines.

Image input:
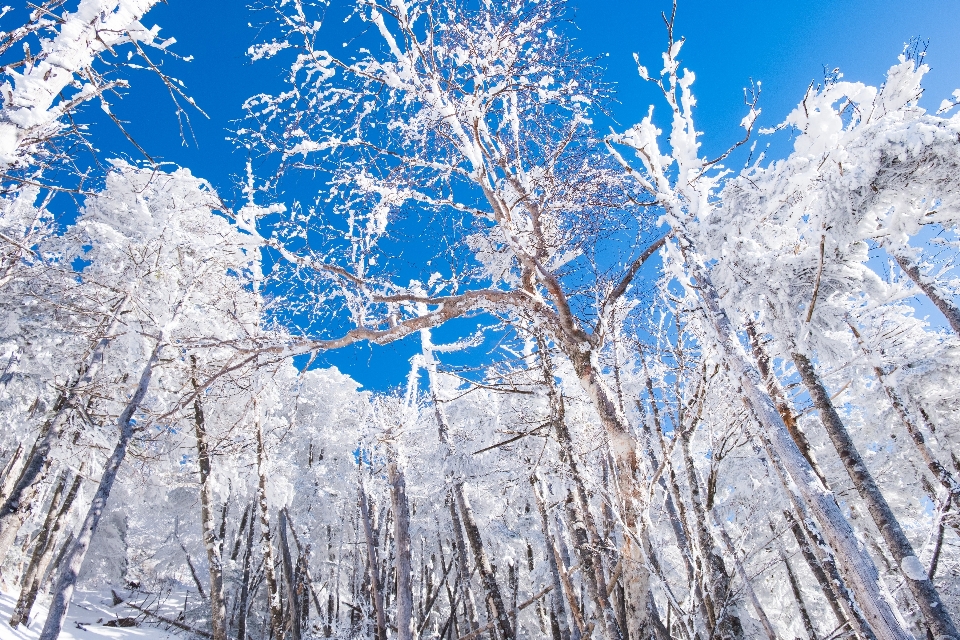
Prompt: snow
<box><xmin>0</xmin><ymin>590</ymin><xmax>181</xmax><ymax>640</ymax></box>
<box><xmin>900</xmin><ymin>555</ymin><xmax>928</xmax><ymax>581</ymax></box>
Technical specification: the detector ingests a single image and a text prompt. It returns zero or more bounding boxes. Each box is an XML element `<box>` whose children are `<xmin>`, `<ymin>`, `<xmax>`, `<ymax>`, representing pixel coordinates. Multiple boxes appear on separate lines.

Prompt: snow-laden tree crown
<box><xmin>0</xmin><ymin>2</ymin><xmax>959</xmax><ymax>640</ymax></box>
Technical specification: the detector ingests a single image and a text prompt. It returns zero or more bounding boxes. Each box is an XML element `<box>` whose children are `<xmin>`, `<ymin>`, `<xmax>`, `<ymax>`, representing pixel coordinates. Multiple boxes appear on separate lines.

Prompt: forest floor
<box><xmin>0</xmin><ymin>590</ymin><xmax>182</xmax><ymax>640</ymax></box>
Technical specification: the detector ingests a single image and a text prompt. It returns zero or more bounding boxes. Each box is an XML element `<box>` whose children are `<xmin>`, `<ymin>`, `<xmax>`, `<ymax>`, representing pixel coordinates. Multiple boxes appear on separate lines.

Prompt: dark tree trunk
<box><xmin>387</xmin><ymin>459</ymin><xmax>414</xmax><ymax>640</ymax></box>
<box><xmin>746</xmin><ymin>321</ymin><xmax>828</xmax><ymax>485</ymax></box>
<box><xmin>255</xmin><ymin>413</ymin><xmax>284</xmax><ymax>640</ymax></box>
<box><xmin>278</xmin><ymin>509</ymin><xmax>302</xmax><ymax>640</ymax></box>
<box><xmin>454</xmin><ymin>482</ymin><xmax>515</xmax><ymax>640</ymax></box>
<box><xmin>531</xmin><ymin>478</ymin><xmax>571</xmax><ymax>640</ymax></box>
<box><xmin>893</xmin><ymin>250</ymin><xmax>960</xmax><ymax>335</ymax></box>
<box><xmin>781</xmin><ymin>510</ymin><xmax>848</xmax><ymax>631</ymax></box>
<box><xmin>191</xmin><ymin>360</ymin><xmax>227</xmax><ymax>640</ymax></box>
<box><xmin>235</xmin><ymin>501</ymin><xmax>256</xmax><ymax>640</ymax></box>
<box><xmin>359</xmin><ymin>484</ymin><xmax>387</xmax><ymax>640</ymax></box>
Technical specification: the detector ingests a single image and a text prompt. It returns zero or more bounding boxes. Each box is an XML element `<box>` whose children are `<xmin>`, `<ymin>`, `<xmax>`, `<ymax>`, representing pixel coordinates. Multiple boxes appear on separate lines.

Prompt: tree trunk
<box><xmin>531</xmin><ymin>478</ymin><xmax>571</xmax><ymax>640</ymax></box>
<box><xmin>0</xmin><ymin>295</ymin><xmax>127</xmax><ymax>548</ymax></box>
<box><xmin>278</xmin><ymin>509</ymin><xmax>302</xmax><ymax>640</ymax></box>
<box><xmin>192</xmin><ymin>360</ymin><xmax>227</xmax><ymax>640</ymax></box>
<box><xmin>38</xmin><ymin>338</ymin><xmax>160</xmax><ymax>640</ymax></box>
<box><xmin>359</xmin><ymin>483</ymin><xmax>387</xmax><ymax>640</ymax></box>
<box><xmin>387</xmin><ymin>459</ymin><xmax>414</xmax><ymax>640</ymax></box>
<box><xmin>231</xmin><ymin>503</ymin><xmax>251</xmax><ymax>562</ymax></box>
<box><xmin>454</xmin><ymin>482</ymin><xmax>515</xmax><ymax>640</ymax></box>
<box><xmin>256</xmin><ymin>411</ymin><xmax>284</xmax><ymax>640</ymax></box>
<box><xmin>11</xmin><ymin>466</ymin><xmax>82</xmax><ymax>628</ymax></box>
<box><xmin>235</xmin><ymin>501</ymin><xmax>256</xmax><ymax>640</ymax></box>
<box><xmin>555</xmin><ymin>340</ymin><xmax>648</xmax><ymax>640</ymax></box>
<box><xmin>422</xmin><ymin>330</ymin><xmax>480</xmax><ymax>635</ymax></box>
<box><xmin>715</xmin><ymin>524</ymin><xmax>776</xmax><ymax>640</ymax></box>
<box><xmin>40</xmin><ymin>531</ymin><xmax>73</xmax><ymax>594</ymax></box>
<box><xmin>447</xmin><ymin>490</ymin><xmax>480</xmax><ymax>635</ymax></box>
<box><xmin>636</xmin><ymin>384</ymin><xmax>697</xmax><ymax>590</ymax></box>
<box><xmin>676</xmin><ymin>233</ymin><xmax>911</xmax><ymax>640</ymax></box>
<box><xmin>10</xmin><ymin>470</ymin><xmax>67</xmax><ymax>626</ymax></box>
<box><xmin>780</xmin><ymin>510</ymin><xmax>848</xmax><ymax>633</ymax></box>
<box><xmin>0</xmin><ymin>459</ymin><xmax>51</xmax><ymax>566</ymax></box>
<box><xmin>792</xmin><ymin>350</ymin><xmax>958</xmax><ymax>640</ymax></box>
<box><xmin>0</xmin><ymin>443</ymin><xmax>24</xmax><ymax>502</ymax></box>
<box><xmin>769</xmin><ymin>518</ymin><xmax>818</xmax><ymax>640</ymax></box>
<box><xmin>745</xmin><ymin>321</ymin><xmax>828</xmax><ymax>486</ymax></box>
<box><xmin>893</xmin><ymin>249</ymin><xmax>960</xmax><ymax>335</ymax></box>
<box><xmin>679</xmin><ymin>424</ymin><xmax>733</xmax><ymax>635</ymax></box>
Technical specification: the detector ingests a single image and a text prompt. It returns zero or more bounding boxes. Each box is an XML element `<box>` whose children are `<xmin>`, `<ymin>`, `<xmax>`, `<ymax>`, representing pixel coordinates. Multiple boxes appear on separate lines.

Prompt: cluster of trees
<box><xmin>0</xmin><ymin>1</ymin><xmax>958</xmax><ymax>640</ymax></box>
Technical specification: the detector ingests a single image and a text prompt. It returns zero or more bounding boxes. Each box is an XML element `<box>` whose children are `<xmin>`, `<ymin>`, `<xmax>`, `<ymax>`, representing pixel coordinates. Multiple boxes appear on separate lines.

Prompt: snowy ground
<box><xmin>0</xmin><ymin>590</ymin><xmax>184</xmax><ymax>640</ymax></box>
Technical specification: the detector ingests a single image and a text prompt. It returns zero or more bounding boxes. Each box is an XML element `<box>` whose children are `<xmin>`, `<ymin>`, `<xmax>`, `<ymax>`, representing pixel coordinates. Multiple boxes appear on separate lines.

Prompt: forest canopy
<box><xmin>0</xmin><ymin>2</ymin><xmax>959</xmax><ymax>640</ymax></box>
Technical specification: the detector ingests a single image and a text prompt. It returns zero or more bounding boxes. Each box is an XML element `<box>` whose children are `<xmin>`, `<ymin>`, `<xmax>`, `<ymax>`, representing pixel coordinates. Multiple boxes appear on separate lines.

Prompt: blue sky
<box><xmin>63</xmin><ymin>0</ymin><xmax>960</xmax><ymax>390</ymax></box>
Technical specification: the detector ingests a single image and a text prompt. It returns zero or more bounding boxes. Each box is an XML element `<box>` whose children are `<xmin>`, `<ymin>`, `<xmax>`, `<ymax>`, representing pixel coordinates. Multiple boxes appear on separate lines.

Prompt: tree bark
<box><xmin>636</xmin><ymin>385</ymin><xmax>697</xmax><ymax>590</ymax></box>
<box><xmin>10</xmin><ymin>466</ymin><xmax>82</xmax><ymax>628</ymax></box>
<box><xmin>0</xmin><ymin>443</ymin><xmax>24</xmax><ymax>503</ymax></box>
<box><xmin>359</xmin><ymin>483</ymin><xmax>387</xmax><ymax>640</ymax></box>
<box><xmin>387</xmin><ymin>459</ymin><xmax>415</xmax><ymax>640</ymax></box>
<box><xmin>235</xmin><ymin>501</ymin><xmax>256</xmax><ymax>640</ymax></box>
<box><xmin>0</xmin><ymin>457</ymin><xmax>50</xmax><ymax>566</ymax></box>
<box><xmin>447</xmin><ymin>490</ymin><xmax>480</xmax><ymax>635</ymax></box>
<box><xmin>38</xmin><ymin>338</ymin><xmax>160</xmax><ymax>640</ymax></box>
<box><xmin>715</xmin><ymin>524</ymin><xmax>776</xmax><ymax>640</ymax></box>
<box><xmin>454</xmin><ymin>482</ymin><xmax>515</xmax><ymax>640</ymax></box>
<box><xmin>893</xmin><ymin>250</ymin><xmax>960</xmax><ymax>336</ymax></box>
<box><xmin>531</xmin><ymin>478</ymin><xmax>571</xmax><ymax>640</ymax></box>
<box><xmin>679</xmin><ymin>422</ymin><xmax>734</xmax><ymax>635</ymax></box>
<box><xmin>555</xmin><ymin>340</ymin><xmax>647</xmax><ymax>640</ymax></box>
<box><xmin>745</xmin><ymin>321</ymin><xmax>828</xmax><ymax>486</ymax></box>
<box><xmin>781</xmin><ymin>510</ymin><xmax>848</xmax><ymax>633</ymax></box>
<box><xmin>792</xmin><ymin>350</ymin><xmax>958</xmax><ymax>640</ymax></box>
<box><xmin>10</xmin><ymin>470</ymin><xmax>68</xmax><ymax>627</ymax></box>
<box><xmin>278</xmin><ymin>509</ymin><xmax>302</xmax><ymax>640</ymax></box>
<box><xmin>255</xmin><ymin>411</ymin><xmax>284</xmax><ymax>640</ymax></box>
<box><xmin>769</xmin><ymin>520</ymin><xmax>818</xmax><ymax>640</ymax></box>
<box><xmin>538</xmin><ymin>337</ymin><xmax>624</xmax><ymax>640</ymax></box>
<box><xmin>191</xmin><ymin>360</ymin><xmax>227</xmax><ymax>640</ymax></box>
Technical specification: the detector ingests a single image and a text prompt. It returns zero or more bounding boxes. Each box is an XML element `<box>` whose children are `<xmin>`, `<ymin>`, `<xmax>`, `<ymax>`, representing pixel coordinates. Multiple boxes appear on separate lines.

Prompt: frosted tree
<box><xmin>239</xmin><ymin>2</ymin><xmax>671</xmax><ymax>633</ymax></box>
<box><xmin>608</xmin><ymin>8</ymin><xmax>960</xmax><ymax>639</ymax></box>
